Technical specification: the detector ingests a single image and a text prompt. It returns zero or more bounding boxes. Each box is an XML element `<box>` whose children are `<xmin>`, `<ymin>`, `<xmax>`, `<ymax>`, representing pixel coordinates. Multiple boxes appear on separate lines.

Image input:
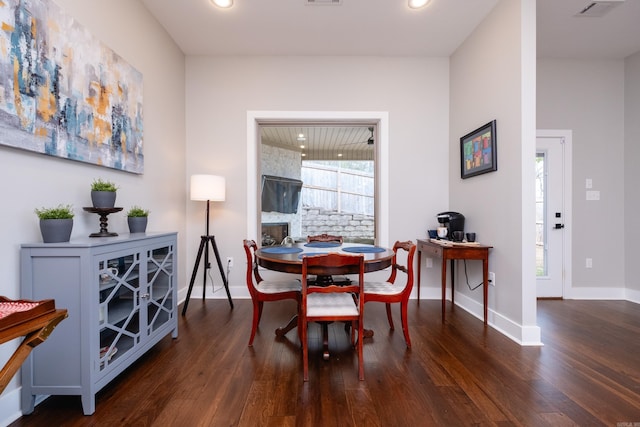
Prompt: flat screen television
<box><xmin>261</xmin><ymin>175</ymin><xmax>303</xmax><ymax>214</ymax></box>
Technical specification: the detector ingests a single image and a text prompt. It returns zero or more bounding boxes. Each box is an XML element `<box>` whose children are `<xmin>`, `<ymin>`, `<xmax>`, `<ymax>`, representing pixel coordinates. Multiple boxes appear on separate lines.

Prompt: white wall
<box><xmin>625</xmin><ymin>51</ymin><xmax>640</xmax><ymax>299</ymax></box>
<box><xmin>537</xmin><ymin>58</ymin><xmax>625</xmax><ymax>298</ymax></box>
<box><xmin>0</xmin><ymin>0</ymin><xmax>186</xmax><ymax>423</ymax></box>
<box><xmin>450</xmin><ymin>0</ymin><xmax>539</xmax><ymax>344</ymax></box>
<box><xmin>185</xmin><ymin>56</ymin><xmax>451</xmax><ymax>299</ymax></box>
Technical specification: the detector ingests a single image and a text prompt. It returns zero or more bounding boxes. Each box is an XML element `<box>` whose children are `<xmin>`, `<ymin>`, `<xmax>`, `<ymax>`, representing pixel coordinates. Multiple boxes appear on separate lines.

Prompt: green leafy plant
<box><xmin>34</xmin><ymin>204</ymin><xmax>75</xmax><ymax>220</ymax></box>
<box><xmin>91</xmin><ymin>178</ymin><xmax>118</xmax><ymax>192</ymax></box>
<box><xmin>126</xmin><ymin>206</ymin><xmax>149</xmax><ymax>217</ymax></box>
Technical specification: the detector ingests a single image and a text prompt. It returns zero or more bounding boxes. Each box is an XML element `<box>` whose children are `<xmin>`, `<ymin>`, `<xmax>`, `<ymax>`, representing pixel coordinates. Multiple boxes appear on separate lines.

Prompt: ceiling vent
<box><xmin>306</xmin><ymin>0</ymin><xmax>341</xmax><ymax>5</ymax></box>
<box><xmin>575</xmin><ymin>0</ymin><xmax>624</xmax><ymax>17</ymax></box>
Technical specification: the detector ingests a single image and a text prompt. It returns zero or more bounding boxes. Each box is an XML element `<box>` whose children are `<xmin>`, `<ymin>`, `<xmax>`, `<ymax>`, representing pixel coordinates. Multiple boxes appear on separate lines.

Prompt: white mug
<box><xmin>437</xmin><ymin>227</ymin><xmax>448</xmax><ymax>238</ymax></box>
<box><xmin>100</xmin><ymin>267</ymin><xmax>118</xmax><ymax>282</ymax></box>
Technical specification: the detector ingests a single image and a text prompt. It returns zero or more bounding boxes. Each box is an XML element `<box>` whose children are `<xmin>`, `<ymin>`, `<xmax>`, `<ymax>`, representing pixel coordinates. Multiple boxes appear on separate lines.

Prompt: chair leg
<box><xmin>302</xmin><ymin>319</ymin><xmax>309</xmax><ymax>382</ymax></box>
<box><xmin>297</xmin><ymin>302</ymin><xmax>302</xmax><ymax>344</ymax></box>
<box><xmin>257</xmin><ymin>301</ymin><xmax>264</xmax><ymax>324</ymax></box>
<box><xmin>385</xmin><ymin>303</ymin><xmax>395</xmax><ymax>330</ymax></box>
<box><xmin>350</xmin><ymin>320</ymin><xmax>356</xmax><ymax>347</ymax></box>
<box><xmin>357</xmin><ymin>319</ymin><xmax>364</xmax><ymax>381</ymax></box>
<box><xmin>248</xmin><ymin>300</ymin><xmax>261</xmax><ymax>346</ymax></box>
<box><xmin>400</xmin><ymin>300</ymin><xmax>411</xmax><ymax>349</ymax></box>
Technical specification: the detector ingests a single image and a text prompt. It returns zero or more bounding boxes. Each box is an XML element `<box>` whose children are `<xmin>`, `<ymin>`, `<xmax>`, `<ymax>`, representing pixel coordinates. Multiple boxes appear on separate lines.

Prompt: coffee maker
<box><xmin>436</xmin><ymin>211</ymin><xmax>465</xmax><ymax>239</ymax></box>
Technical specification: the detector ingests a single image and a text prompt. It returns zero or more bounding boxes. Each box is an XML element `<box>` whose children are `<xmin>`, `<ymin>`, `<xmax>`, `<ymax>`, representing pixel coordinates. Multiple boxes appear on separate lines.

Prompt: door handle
<box><xmin>554</xmin><ymin>223</ymin><xmax>565</xmax><ymax>229</ymax></box>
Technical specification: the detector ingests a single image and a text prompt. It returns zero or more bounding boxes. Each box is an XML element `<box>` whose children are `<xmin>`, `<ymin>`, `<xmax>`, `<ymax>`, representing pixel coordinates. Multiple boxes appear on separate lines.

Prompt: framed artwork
<box><xmin>0</xmin><ymin>0</ymin><xmax>144</xmax><ymax>174</ymax></box>
<box><xmin>460</xmin><ymin>120</ymin><xmax>497</xmax><ymax>179</ymax></box>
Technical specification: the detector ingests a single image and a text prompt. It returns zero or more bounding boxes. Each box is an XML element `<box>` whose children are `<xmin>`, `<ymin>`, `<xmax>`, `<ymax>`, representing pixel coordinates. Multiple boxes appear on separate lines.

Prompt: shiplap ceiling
<box><xmin>261</xmin><ymin>125</ymin><xmax>375</xmax><ymax>161</ymax></box>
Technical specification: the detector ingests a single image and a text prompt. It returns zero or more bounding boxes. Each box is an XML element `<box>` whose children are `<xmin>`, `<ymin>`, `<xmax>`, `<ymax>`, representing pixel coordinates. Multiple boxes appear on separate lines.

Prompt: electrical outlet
<box><xmin>226</xmin><ymin>257</ymin><xmax>234</xmax><ymax>269</ymax></box>
<box><xmin>488</xmin><ymin>272</ymin><xmax>495</xmax><ymax>286</ymax></box>
<box><xmin>586</xmin><ymin>258</ymin><xmax>592</xmax><ymax>268</ymax></box>
<box><xmin>426</xmin><ymin>258</ymin><xmax>433</xmax><ymax>268</ymax></box>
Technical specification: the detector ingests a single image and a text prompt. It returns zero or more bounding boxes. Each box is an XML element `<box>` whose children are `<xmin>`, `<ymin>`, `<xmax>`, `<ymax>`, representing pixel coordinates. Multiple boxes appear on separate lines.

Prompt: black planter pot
<box><xmin>40</xmin><ymin>218</ymin><xmax>73</xmax><ymax>243</ymax></box>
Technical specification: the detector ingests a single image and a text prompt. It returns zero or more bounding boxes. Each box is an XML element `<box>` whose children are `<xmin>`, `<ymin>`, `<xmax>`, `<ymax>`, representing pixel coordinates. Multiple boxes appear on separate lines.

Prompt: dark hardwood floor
<box><xmin>10</xmin><ymin>298</ymin><xmax>640</xmax><ymax>426</ymax></box>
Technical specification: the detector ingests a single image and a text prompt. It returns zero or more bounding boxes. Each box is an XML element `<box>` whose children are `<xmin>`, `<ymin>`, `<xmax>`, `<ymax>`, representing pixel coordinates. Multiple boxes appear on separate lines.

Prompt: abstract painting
<box><xmin>0</xmin><ymin>0</ymin><xmax>143</xmax><ymax>173</ymax></box>
<box><xmin>460</xmin><ymin>120</ymin><xmax>497</xmax><ymax>179</ymax></box>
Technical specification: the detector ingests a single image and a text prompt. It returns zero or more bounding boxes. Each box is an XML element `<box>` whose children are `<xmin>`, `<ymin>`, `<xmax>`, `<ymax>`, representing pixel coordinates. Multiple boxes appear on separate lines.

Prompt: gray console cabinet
<box><xmin>20</xmin><ymin>232</ymin><xmax>178</xmax><ymax>415</ymax></box>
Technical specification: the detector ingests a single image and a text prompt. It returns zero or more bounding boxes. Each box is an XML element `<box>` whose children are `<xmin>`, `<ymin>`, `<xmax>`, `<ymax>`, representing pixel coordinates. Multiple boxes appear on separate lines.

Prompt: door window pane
<box><xmin>535</xmin><ymin>152</ymin><xmax>547</xmax><ymax>277</ymax></box>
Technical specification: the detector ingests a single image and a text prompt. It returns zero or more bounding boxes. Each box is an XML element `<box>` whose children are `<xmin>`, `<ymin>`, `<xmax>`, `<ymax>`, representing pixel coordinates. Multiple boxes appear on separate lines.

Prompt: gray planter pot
<box><xmin>91</xmin><ymin>191</ymin><xmax>116</xmax><ymax>208</ymax></box>
<box><xmin>128</xmin><ymin>217</ymin><xmax>148</xmax><ymax>233</ymax></box>
<box><xmin>40</xmin><ymin>218</ymin><xmax>73</xmax><ymax>243</ymax></box>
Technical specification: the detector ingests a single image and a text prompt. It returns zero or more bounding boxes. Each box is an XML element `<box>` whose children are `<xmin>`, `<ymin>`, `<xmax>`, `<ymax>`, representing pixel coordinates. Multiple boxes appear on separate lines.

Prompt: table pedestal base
<box><xmin>277</xmin><ymin>318</ymin><xmax>373</xmax><ymax>360</ymax></box>
<box><xmin>275</xmin><ymin>315</ymin><xmax>298</xmax><ymax>337</ymax></box>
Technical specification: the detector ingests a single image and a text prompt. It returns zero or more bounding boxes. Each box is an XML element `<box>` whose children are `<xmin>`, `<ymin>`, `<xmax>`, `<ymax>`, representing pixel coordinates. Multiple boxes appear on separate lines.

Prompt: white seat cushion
<box><xmin>307</xmin><ymin>293</ymin><xmax>358</xmax><ymax>317</ymax></box>
<box><xmin>257</xmin><ymin>279</ymin><xmax>301</xmax><ymax>294</ymax></box>
<box><xmin>364</xmin><ymin>281</ymin><xmax>403</xmax><ymax>296</ymax></box>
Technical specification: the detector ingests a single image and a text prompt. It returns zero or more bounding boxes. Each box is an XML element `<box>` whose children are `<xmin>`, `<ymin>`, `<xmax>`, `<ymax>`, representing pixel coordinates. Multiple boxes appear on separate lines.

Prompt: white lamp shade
<box><xmin>191</xmin><ymin>175</ymin><xmax>226</xmax><ymax>201</ymax></box>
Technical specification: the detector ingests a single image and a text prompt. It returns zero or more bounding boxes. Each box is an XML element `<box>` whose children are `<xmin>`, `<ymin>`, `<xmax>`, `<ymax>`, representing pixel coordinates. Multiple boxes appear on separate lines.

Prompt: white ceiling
<box><xmin>140</xmin><ymin>0</ymin><xmax>640</xmax><ymax>59</ymax></box>
<box><xmin>537</xmin><ymin>0</ymin><xmax>640</xmax><ymax>59</ymax></box>
<box><xmin>138</xmin><ymin>0</ymin><xmax>640</xmax><ymax>157</ymax></box>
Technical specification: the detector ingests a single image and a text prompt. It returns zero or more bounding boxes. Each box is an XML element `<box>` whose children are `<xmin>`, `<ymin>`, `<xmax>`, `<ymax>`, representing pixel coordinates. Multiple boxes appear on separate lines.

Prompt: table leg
<box><xmin>322</xmin><ymin>322</ymin><xmax>330</xmax><ymax>360</ymax></box>
<box><xmin>441</xmin><ymin>259</ymin><xmax>447</xmax><ymax>322</ymax></box>
<box><xmin>417</xmin><ymin>249</ymin><xmax>422</xmax><ymax>303</ymax></box>
<box><xmin>275</xmin><ymin>315</ymin><xmax>298</xmax><ymax>337</ymax></box>
<box><xmin>345</xmin><ymin>322</ymin><xmax>374</xmax><ymax>338</ymax></box>
<box><xmin>450</xmin><ymin>259</ymin><xmax>455</xmax><ymax>306</ymax></box>
<box><xmin>483</xmin><ymin>256</ymin><xmax>489</xmax><ymax>325</ymax></box>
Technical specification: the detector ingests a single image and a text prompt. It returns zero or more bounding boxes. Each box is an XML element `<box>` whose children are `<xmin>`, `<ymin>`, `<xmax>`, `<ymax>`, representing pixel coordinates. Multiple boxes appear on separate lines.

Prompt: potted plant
<box><xmin>126</xmin><ymin>206</ymin><xmax>149</xmax><ymax>233</ymax></box>
<box><xmin>34</xmin><ymin>204</ymin><xmax>74</xmax><ymax>243</ymax></box>
<box><xmin>91</xmin><ymin>178</ymin><xmax>119</xmax><ymax>208</ymax></box>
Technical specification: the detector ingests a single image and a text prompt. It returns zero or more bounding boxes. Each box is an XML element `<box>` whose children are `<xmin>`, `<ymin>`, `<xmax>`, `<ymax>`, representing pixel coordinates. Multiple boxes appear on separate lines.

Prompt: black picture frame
<box><xmin>460</xmin><ymin>120</ymin><xmax>497</xmax><ymax>179</ymax></box>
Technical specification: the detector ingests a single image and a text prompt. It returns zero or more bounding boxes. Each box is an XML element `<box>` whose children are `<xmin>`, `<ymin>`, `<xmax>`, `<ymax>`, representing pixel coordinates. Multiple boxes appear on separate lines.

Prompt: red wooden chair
<box><xmin>306</xmin><ymin>234</ymin><xmax>344</xmax><ymax>243</ymax></box>
<box><xmin>243</xmin><ymin>239</ymin><xmax>301</xmax><ymax>346</ymax></box>
<box><xmin>363</xmin><ymin>240</ymin><xmax>416</xmax><ymax>348</ymax></box>
<box><xmin>300</xmin><ymin>252</ymin><xmax>365</xmax><ymax>381</ymax></box>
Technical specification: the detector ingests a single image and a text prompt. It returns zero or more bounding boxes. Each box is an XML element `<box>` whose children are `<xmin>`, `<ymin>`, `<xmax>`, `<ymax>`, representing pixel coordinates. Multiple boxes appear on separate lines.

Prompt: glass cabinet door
<box><xmin>146</xmin><ymin>244</ymin><xmax>174</xmax><ymax>336</ymax></box>
<box><xmin>98</xmin><ymin>253</ymin><xmax>141</xmax><ymax>372</ymax></box>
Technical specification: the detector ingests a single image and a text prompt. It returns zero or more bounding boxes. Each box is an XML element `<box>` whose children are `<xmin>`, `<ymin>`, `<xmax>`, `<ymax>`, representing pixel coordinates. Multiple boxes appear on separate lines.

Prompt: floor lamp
<box><xmin>182</xmin><ymin>174</ymin><xmax>234</xmax><ymax>315</ymax></box>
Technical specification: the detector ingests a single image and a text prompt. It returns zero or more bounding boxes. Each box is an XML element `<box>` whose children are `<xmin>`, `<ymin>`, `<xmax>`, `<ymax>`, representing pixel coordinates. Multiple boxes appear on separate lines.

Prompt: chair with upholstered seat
<box><xmin>243</xmin><ymin>239</ymin><xmax>301</xmax><ymax>346</ymax></box>
<box><xmin>306</xmin><ymin>233</ymin><xmax>343</xmax><ymax>244</ymax></box>
<box><xmin>300</xmin><ymin>252</ymin><xmax>365</xmax><ymax>381</ymax></box>
<box><xmin>306</xmin><ymin>233</ymin><xmax>348</xmax><ymax>284</ymax></box>
<box><xmin>364</xmin><ymin>240</ymin><xmax>416</xmax><ymax>348</ymax></box>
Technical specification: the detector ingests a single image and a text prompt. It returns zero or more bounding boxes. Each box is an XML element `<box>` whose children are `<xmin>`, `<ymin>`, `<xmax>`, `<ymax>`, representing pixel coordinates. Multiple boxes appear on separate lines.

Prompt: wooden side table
<box><xmin>416</xmin><ymin>239</ymin><xmax>492</xmax><ymax>325</ymax></box>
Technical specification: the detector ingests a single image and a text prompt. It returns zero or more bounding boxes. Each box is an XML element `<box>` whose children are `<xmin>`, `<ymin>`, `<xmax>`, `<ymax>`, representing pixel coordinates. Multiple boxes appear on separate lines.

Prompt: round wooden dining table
<box><xmin>255</xmin><ymin>242</ymin><xmax>394</xmax><ymax>275</ymax></box>
<box><xmin>255</xmin><ymin>242</ymin><xmax>394</xmax><ymax>356</ymax></box>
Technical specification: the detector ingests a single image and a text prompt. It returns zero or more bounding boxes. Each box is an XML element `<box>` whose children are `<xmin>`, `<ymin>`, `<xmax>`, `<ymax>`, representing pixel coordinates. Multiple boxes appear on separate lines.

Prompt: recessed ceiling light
<box><xmin>300</xmin><ymin>145</ymin><xmax>305</xmax><ymax>149</ymax></box>
<box><xmin>408</xmin><ymin>0</ymin><xmax>431</xmax><ymax>9</ymax></box>
<box><xmin>337</xmin><ymin>153</ymin><xmax>343</xmax><ymax>157</ymax></box>
<box><xmin>211</xmin><ymin>0</ymin><xmax>233</xmax><ymax>8</ymax></box>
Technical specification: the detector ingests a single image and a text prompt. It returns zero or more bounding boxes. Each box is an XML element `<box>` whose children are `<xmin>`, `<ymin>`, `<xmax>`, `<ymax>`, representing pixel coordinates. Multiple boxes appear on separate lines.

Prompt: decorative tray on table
<box><xmin>0</xmin><ymin>296</ymin><xmax>56</xmax><ymax>332</ymax></box>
